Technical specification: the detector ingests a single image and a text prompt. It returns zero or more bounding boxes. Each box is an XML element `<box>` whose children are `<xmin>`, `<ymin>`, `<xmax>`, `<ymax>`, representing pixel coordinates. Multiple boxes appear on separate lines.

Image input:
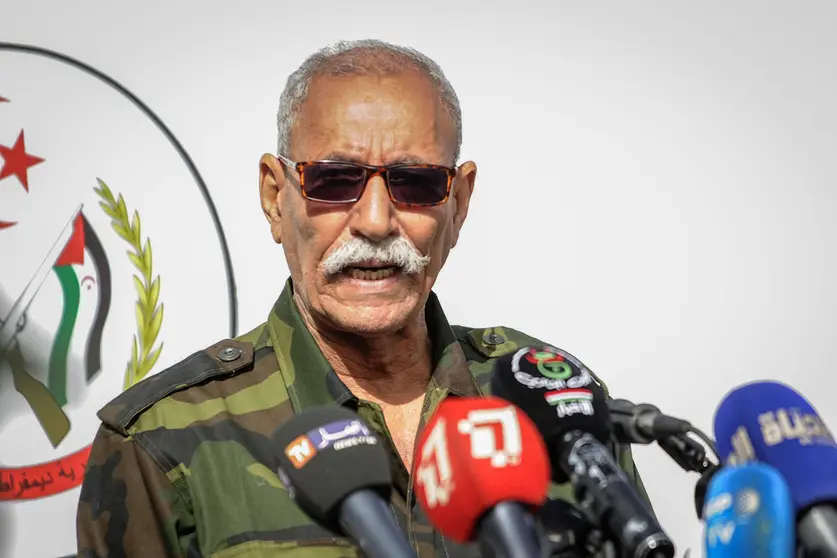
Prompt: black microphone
<box><xmin>490</xmin><ymin>346</ymin><xmax>676</xmax><ymax>558</ymax></box>
<box><xmin>274</xmin><ymin>405</ymin><xmax>417</xmax><ymax>558</ymax></box>
<box><xmin>609</xmin><ymin>399</ymin><xmax>717</xmax><ymax>475</ymax></box>
<box><xmin>607</xmin><ymin>399</ymin><xmax>692</xmax><ymax>444</ymax></box>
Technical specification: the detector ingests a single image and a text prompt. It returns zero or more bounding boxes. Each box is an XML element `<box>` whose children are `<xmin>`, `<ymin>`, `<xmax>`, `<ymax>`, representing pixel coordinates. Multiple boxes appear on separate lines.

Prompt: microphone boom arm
<box><xmin>657</xmin><ymin>433</ymin><xmax>716</xmax><ymax>475</ymax></box>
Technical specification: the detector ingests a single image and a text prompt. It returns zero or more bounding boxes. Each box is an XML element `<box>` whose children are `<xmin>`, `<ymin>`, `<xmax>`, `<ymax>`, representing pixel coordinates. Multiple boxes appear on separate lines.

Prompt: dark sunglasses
<box><xmin>276</xmin><ymin>154</ymin><xmax>456</xmax><ymax>207</ymax></box>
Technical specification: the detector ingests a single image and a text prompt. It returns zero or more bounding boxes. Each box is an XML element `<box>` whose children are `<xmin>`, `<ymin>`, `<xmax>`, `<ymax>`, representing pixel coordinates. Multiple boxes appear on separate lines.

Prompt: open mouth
<box><xmin>341</xmin><ymin>265</ymin><xmax>400</xmax><ymax>281</ymax></box>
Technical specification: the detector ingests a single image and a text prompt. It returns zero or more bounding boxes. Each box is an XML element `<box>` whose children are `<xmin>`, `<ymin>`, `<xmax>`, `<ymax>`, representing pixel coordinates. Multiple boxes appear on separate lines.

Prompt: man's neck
<box><xmin>294</xmin><ymin>294</ymin><xmax>433</xmax><ymax>405</ymax></box>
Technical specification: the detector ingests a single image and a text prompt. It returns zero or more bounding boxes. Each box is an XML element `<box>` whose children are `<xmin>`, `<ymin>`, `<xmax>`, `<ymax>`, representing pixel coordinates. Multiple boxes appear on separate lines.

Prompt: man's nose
<box><xmin>348</xmin><ymin>175</ymin><xmax>397</xmax><ymax>242</ymax></box>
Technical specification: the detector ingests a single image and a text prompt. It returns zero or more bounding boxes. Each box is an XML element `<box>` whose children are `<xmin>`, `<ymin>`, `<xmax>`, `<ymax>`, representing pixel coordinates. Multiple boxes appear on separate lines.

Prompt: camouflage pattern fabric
<box><xmin>76</xmin><ymin>278</ymin><xmax>654</xmax><ymax>557</ymax></box>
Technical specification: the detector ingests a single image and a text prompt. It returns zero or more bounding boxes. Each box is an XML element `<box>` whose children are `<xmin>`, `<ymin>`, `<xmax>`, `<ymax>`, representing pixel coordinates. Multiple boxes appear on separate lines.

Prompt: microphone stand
<box><xmin>544</xmin><ymin>431</ymin><xmax>717</xmax><ymax>557</ymax></box>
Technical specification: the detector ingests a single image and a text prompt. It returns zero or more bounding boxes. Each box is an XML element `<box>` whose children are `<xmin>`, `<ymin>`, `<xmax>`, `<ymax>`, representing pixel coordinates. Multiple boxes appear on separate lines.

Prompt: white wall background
<box><xmin>2</xmin><ymin>0</ymin><xmax>837</xmax><ymax>556</ymax></box>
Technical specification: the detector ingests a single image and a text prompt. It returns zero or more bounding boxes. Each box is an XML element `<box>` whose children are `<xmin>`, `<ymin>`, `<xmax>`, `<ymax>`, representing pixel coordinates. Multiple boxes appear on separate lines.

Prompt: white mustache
<box><xmin>319</xmin><ymin>236</ymin><xmax>431</xmax><ymax>276</ymax></box>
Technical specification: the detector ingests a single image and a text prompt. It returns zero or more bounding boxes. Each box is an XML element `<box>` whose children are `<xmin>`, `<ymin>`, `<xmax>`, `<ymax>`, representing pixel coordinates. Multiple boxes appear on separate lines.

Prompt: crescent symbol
<box><xmin>81</xmin><ymin>275</ymin><xmax>96</xmax><ymax>290</ymax></box>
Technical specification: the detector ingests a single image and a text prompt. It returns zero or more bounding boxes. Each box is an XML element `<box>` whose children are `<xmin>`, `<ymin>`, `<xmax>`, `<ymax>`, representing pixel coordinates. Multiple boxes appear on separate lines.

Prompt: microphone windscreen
<box><xmin>489</xmin><ymin>346</ymin><xmax>610</xmax><ymax>481</ymax></box>
<box><xmin>713</xmin><ymin>380</ymin><xmax>837</xmax><ymax>511</ymax></box>
<box><xmin>413</xmin><ymin>396</ymin><xmax>551</xmax><ymax>543</ymax></box>
<box><xmin>703</xmin><ymin>462</ymin><xmax>795</xmax><ymax>558</ymax></box>
<box><xmin>274</xmin><ymin>405</ymin><xmax>391</xmax><ymax>530</ymax></box>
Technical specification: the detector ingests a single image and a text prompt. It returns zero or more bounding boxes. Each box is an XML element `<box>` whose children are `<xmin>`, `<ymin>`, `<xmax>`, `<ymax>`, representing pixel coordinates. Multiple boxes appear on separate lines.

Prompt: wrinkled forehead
<box><xmin>290</xmin><ymin>72</ymin><xmax>456</xmax><ymax>163</ymax></box>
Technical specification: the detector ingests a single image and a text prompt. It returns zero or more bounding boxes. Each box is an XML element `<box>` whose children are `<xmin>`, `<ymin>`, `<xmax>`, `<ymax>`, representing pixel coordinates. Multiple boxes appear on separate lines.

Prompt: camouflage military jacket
<box><xmin>77</xmin><ymin>279</ymin><xmax>653</xmax><ymax>558</ymax></box>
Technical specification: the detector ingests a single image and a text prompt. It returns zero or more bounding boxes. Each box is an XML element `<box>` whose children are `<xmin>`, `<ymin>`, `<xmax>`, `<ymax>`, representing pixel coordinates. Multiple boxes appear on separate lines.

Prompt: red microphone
<box><xmin>413</xmin><ymin>396</ymin><xmax>551</xmax><ymax>557</ymax></box>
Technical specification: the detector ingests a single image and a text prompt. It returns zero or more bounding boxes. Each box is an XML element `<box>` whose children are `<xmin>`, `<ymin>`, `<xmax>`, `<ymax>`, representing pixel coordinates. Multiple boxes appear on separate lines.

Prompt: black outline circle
<box><xmin>0</xmin><ymin>42</ymin><xmax>239</xmax><ymax>337</ymax></box>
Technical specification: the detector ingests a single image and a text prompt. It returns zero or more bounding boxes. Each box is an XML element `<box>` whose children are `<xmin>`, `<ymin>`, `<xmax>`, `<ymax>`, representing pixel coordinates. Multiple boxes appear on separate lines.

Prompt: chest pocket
<box><xmin>184</xmin><ymin>446</ymin><xmax>363</xmax><ymax>558</ymax></box>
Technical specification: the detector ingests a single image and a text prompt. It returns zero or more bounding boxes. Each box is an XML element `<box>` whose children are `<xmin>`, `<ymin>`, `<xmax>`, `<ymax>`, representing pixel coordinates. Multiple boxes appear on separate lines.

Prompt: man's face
<box><xmin>260</xmin><ymin>71</ymin><xmax>477</xmax><ymax>335</ymax></box>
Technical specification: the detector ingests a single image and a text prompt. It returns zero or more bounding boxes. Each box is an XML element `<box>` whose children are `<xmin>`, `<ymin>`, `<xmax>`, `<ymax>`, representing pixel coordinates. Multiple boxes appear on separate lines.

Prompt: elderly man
<box><xmin>77</xmin><ymin>39</ymin><xmax>653</xmax><ymax>557</ymax></box>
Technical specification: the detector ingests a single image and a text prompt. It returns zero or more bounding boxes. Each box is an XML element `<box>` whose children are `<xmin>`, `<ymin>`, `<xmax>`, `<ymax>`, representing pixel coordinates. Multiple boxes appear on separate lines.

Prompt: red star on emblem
<box><xmin>0</xmin><ymin>130</ymin><xmax>45</xmax><ymax>192</ymax></box>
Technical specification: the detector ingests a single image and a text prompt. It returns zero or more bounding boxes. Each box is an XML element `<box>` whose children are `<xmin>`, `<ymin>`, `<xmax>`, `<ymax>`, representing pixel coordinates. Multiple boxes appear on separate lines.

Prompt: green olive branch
<box><xmin>94</xmin><ymin>178</ymin><xmax>164</xmax><ymax>389</ymax></box>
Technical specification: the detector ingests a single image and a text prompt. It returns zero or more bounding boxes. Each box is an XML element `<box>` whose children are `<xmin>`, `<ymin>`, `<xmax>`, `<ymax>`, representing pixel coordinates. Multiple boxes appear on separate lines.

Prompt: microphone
<box><xmin>412</xmin><ymin>396</ymin><xmax>551</xmax><ymax>558</ymax></box>
<box><xmin>273</xmin><ymin>405</ymin><xmax>417</xmax><ymax>558</ymax></box>
<box><xmin>702</xmin><ymin>462</ymin><xmax>794</xmax><ymax>558</ymax></box>
<box><xmin>490</xmin><ymin>345</ymin><xmax>676</xmax><ymax>558</ymax></box>
<box><xmin>607</xmin><ymin>399</ymin><xmax>692</xmax><ymax>444</ymax></box>
<box><xmin>714</xmin><ymin>380</ymin><xmax>837</xmax><ymax>558</ymax></box>
<box><xmin>609</xmin><ymin>398</ymin><xmax>717</xmax><ymax>475</ymax></box>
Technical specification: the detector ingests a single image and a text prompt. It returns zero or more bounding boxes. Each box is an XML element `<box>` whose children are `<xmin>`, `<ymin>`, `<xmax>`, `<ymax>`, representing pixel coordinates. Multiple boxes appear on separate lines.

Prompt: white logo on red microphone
<box><xmin>457</xmin><ymin>406</ymin><xmax>523</xmax><ymax>468</ymax></box>
<box><xmin>415</xmin><ymin>417</ymin><xmax>455</xmax><ymax>508</ymax></box>
<box><xmin>415</xmin><ymin>405</ymin><xmax>526</xmax><ymax>508</ymax></box>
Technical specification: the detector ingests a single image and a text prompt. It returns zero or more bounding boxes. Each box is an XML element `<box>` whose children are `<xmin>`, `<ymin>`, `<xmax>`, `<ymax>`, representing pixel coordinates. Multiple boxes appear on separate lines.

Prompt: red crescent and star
<box><xmin>0</xmin><ymin>95</ymin><xmax>46</xmax><ymax>230</ymax></box>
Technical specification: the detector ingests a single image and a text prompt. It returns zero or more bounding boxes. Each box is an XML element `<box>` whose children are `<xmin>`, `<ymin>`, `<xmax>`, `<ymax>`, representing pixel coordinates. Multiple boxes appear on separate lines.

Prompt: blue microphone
<box><xmin>714</xmin><ymin>380</ymin><xmax>837</xmax><ymax>557</ymax></box>
<box><xmin>702</xmin><ymin>462</ymin><xmax>794</xmax><ymax>558</ymax></box>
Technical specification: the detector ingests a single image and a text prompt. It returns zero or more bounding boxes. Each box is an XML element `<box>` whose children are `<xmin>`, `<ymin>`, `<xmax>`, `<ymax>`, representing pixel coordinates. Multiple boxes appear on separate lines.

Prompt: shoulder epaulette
<box><xmin>453</xmin><ymin>325</ymin><xmax>548</xmax><ymax>359</ymax></box>
<box><xmin>453</xmin><ymin>325</ymin><xmax>610</xmax><ymax>396</ymax></box>
<box><xmin>97</xmin><ymin>338</ymin><xmax>255</xmax><ymax>435</ymax></box>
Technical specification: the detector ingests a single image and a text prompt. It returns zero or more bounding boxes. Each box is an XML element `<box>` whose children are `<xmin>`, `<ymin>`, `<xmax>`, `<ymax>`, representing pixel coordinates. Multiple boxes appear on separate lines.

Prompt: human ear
<box><xmin>450</xmin><ymin>161</ymin><xmax>477</xmax><ymax>248</ymax></box>
<box><xmin>259</xmin><ymin>153</ymin><xmax>287</xmax><ymax>244</ymax></box>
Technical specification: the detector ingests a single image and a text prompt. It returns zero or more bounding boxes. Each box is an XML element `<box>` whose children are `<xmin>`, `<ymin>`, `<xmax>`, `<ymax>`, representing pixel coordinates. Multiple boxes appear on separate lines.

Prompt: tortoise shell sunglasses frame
<box><xmin>275</xmin><ymin>153</ymin><xmax>457</xmax><ymax>207</ymax></box>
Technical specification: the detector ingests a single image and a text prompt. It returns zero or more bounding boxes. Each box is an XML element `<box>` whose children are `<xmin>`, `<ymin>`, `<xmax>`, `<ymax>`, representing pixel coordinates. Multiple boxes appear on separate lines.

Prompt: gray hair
<box><xmin>276</xmin><ymin>39</ymin><xmax>462</xmax><ymax>164</ymax></box>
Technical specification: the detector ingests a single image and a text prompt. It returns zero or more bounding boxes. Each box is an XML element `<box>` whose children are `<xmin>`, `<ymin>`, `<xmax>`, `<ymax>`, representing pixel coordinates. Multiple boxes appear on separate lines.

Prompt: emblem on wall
<box><xmin>0</xmin><ymin>43</ymin><xmax>238</xmax><ymax>558</ymax></box>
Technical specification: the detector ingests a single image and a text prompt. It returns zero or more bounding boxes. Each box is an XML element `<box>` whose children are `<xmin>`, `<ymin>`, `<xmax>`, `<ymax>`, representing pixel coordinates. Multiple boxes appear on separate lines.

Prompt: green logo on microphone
<box><xmin>524</xmin><ymin>348</ymin><xmax>573</xmax><ymax>380</ymax></box>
